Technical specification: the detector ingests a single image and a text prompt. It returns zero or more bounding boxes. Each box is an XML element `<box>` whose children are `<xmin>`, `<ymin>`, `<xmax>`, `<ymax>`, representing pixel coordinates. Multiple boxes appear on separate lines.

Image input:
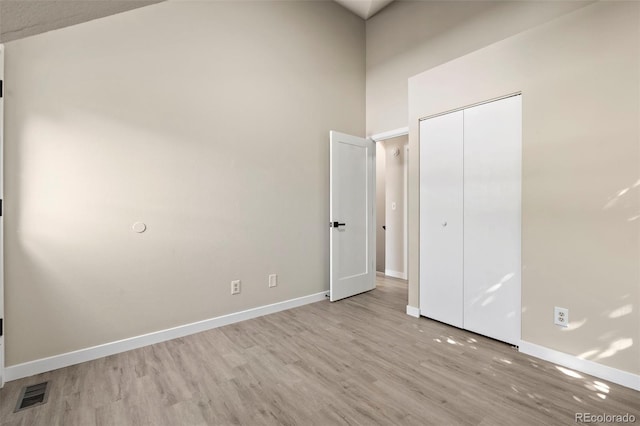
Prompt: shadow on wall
<box><xmin>367</xmin><ymin>1</ymin><xmax>509</xmax><ymax>69</ymax></box>
<box><xmin>421</xmin><ymin>323</ymin><xmax>638</xmax><ymax>411</ymax></box>
<box><xmin>470</xmin><ymin>261</ymin><xmax>635</xmax><ymax>373</ymax></box>
<box><xmin>3</xmin><ymin>0</ymin><xmax>366</xmax><ymax>364</ymax></box>
<box><xmin>367</xmin><ymin>1</ymin><xmax>593</xmax><ymax>71</ymax></box>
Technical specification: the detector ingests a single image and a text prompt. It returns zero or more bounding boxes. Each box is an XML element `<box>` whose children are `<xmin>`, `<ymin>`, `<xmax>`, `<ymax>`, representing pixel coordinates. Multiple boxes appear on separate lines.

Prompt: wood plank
<box><xmin>1</xmin><ymin>276</ymin><xmax>638</xmax><ymax>425</ymax></box>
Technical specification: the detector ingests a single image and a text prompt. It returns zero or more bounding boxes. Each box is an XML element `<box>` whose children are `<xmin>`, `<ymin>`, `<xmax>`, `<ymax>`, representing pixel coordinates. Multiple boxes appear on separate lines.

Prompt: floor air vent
<box><xmin>15</xmin><ymin>382</ymin><xmax>50</xmax><ymax>412</ymax></box>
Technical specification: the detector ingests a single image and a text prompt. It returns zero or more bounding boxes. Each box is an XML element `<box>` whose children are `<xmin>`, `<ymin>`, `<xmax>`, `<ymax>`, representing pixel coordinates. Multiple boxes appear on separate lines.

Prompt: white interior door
<box><xmin>0</xmin><ymin>44</ymin><xmax>5</xmax><ymax>387</ymax></box>
<box><xmin>419</xmin><ymin>111</ymin><xmax>464</xmax><ymax>328</ymax></box>
<box><xmin>463</xmin><ymin>95</ymin><xmax>521</xmax><ymax>345</ymax></box>
<box><xmin>419</xmin><ymin>95</ymin><xmax>521</xmax><ymax>345</ymax></box>
<box><xmin>330</xmin><ymin>131</ymin><xmax>375</xmax><ymax>302</ymax></box>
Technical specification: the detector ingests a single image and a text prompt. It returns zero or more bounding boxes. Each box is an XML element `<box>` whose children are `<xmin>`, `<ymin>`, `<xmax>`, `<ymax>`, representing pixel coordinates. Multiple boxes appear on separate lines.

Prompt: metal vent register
<box><xmin>14</xmin><ymin>382</ymin><xmax>50</xmax><ymax>412</ymax></box>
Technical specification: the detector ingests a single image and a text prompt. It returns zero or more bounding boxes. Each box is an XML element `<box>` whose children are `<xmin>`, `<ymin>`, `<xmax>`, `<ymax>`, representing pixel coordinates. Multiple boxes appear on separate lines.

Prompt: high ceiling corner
<box><xmin>333</xmin><ymin>0</ymin><xmax>395</xmax><ymax>20</ymax></box>
<box><xmin>0</xmin><ymin>0</ymin><xmax>396</xmax><ymax>44</ymax></box>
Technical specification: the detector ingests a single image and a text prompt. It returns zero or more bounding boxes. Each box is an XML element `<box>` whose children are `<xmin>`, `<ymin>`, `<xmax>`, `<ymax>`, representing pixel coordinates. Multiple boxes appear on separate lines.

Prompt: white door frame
<box><xmin>371</xmin><ymin>127</ymin><xmax>409</xmax><ymax>282</ymax></box>
<box><xmin>403</xmin><ymin>145</ymin><xmax>409</xmax><ymax>281</ymax></box>
<box><xmin>0</xmin><ymin>44</ymin><xmax>5</xmax><ymax>388</ymax></box>
<box><xmin>370</xmin><ymin>127</ymin><xmax>409</xmax><ymax>143</ymax></box>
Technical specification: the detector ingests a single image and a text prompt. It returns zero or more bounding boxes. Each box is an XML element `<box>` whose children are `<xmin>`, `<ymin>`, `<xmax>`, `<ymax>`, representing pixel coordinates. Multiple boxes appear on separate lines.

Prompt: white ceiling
<box><xmin>0</xmin><ymin>0</ymin><xmax>395</xmax><ymax>44</ymax></box>
<box><xmin>0</xmin><ymin>0</ymin><xmax>163</xmax><ymax>43</ymax></box>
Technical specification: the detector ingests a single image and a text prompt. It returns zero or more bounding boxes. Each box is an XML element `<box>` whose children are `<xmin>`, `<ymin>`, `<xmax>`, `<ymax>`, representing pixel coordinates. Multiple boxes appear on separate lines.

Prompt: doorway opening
<box><xmin>373</xmin><ymin>128</ymin><xmax>408</xmax><ymax>281</ymax></box>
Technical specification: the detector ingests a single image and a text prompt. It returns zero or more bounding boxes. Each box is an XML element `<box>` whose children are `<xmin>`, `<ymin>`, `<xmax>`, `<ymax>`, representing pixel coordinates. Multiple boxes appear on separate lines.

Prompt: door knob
<box><xmin>330</xmin><ymin>221</ymin><xmax>346</xmax><ymax>228</ymax></box>
<box><xmin>442</xmin><ymin>221</ymin><xmax>447</xmax><ymax>227</ymax></box>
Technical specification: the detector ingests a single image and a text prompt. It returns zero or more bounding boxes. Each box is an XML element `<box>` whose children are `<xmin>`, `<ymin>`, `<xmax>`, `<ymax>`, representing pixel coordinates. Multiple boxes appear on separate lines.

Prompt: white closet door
<box><xmin>463</xmin><ymin>95</ymin><xmax>521</xmax><ymax>345</ymax></box>
<box><xmin>419</xmin><ymin>111</ymin><xmax>464</xmax><ymax>328</ymax></box>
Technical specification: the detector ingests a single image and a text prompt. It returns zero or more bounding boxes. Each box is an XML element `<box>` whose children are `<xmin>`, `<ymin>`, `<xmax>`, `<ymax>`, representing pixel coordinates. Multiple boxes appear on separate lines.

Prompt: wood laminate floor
<box><xmin>1</xmin><ymin>276</ymin><xmax>638</xmax><ymax>425</ymax></box>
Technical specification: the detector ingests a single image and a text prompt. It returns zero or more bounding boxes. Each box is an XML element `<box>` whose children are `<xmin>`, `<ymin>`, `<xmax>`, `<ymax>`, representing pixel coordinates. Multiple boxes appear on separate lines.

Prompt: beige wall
<box><xmin>408</xmin><ymin>2</ymin><xmax>640</xmax><ymax>374</ymax></box>
<box><xmin>4</xmin><ymin>1</ymin><xmax>365</xmax><ymax>365</ymax></box>
<box><xmin>366</xmin><ymin>0</ymin><xmax>592</xmax><ymax>135</ymax></box>
<box><xmin>376</xmin><ymin>142</ymin><xmax>386</xmax><ymax>272</ymax></box>
<box><xmin>383</xmin><ymin>136</ymin><xmax>407</xmax><ymax>276</ymax></box>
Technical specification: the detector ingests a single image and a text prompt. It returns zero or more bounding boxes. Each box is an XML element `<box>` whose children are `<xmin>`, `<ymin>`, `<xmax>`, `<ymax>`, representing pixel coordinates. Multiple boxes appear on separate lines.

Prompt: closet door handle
<box><xmin>442</xmin><ymin>221</ymin><xmax>447</xmax><ymax>227</ymax></box>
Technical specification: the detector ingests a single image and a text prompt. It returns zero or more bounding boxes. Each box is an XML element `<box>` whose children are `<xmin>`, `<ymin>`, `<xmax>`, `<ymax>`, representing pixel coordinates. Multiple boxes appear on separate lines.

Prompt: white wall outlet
<box><xmin>554</xmin><ymin>307</ymin><xmax>568</xmax><ymax>327</ymax></box>
<box><xmin>268</xmin><ymin>274</ymin><xmax>277</xmax><ymax>288</ymax></box>
<box><xmin>231</xmin><ymin>280</ymin><xmax>241</xmax><ymax>295</ymax></box>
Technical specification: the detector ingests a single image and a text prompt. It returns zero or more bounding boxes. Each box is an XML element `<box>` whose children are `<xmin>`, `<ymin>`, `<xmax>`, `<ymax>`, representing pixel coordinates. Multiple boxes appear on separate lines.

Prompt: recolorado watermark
<box><xmin>575</xmin><ymin>413</ymin><xmax>636</xmax><ymax>423</ymax></box>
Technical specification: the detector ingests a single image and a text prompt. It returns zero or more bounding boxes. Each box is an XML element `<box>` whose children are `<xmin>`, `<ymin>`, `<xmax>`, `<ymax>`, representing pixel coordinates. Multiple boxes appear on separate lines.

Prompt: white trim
<box><xmin>4</xmin><ymin>291</ymin><xmax>329</xmax><ymax>382</ymax></box>
<box><xmin>0</xmin><ymin>44</ymin><xmax>5</xmax><ymax>389</ymax></box>
<box><xmin>406</xmin><ymin>305</ymin><xmax>420</xmax><ymax>318</ymax></box>
<box><xmin>418</xmin><ymin>92</ymin><xmax>522</xmax><ymax>123</ymax></box>
<box><xmin>385</xmin><ymin>269</ymin><xmax>406</xmax><ymax>280</ymax></box>
<box><xmin>371</xmin><ymin>127</ymin><xmax>409</xmax><ymax>142</ymax></box>
<box><xmin>519</xmin><ymin>340</ymin><xmax>640</xmax><ymax>391</ymax></box>
<box><xmin>403</xmin><ymin>145</ymin><xmax>409</xmax><ymax>285</ymax></box>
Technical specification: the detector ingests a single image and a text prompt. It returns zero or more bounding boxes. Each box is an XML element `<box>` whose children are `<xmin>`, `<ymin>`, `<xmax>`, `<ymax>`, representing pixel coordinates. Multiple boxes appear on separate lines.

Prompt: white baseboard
<box><xmin>519</xmin><ymin>340</ymin><xmax>640</xmax><ymax>391</ymax></box>
<box><xmin>5</xmin><ymin>291</ymin><xmax>329</xmax><ymax>383</ymax></box>
<box><xmin>406</xmin><ymin>305</ymin><xmax>420</xmax><ymax>318</ymax></box>
<box><xmin>385</xmin><ymin>270</ymin><xmax>407</xmax><ymax>280</ymax></box>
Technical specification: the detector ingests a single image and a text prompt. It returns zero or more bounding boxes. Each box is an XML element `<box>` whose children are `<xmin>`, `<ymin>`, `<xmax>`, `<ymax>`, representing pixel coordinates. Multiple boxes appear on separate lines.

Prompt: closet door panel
<box><xmin>419</xmin><ymin>111</ymin><xmax>464</xmax><ymax>328</ymax></box>
<box><xmin>463</xmin><ymin>95</ymin><xmax>522</xmax><ymax>345</ymax></box>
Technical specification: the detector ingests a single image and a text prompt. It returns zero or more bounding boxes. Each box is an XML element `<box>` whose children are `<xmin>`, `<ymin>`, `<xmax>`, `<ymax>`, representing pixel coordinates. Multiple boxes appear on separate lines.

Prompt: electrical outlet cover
<box><xmin>269</xmin><ymin>274</ymin><xmax>277</xmax><ymax>288</ymax></box>
<box><xmin>554</xmin><ymin>307</ymin><xmax>568</xmax><ymax>327</ymax></box>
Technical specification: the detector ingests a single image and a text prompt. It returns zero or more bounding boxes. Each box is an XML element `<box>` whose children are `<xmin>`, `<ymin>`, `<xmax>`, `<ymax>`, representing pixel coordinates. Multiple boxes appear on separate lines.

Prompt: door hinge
<box><xmin>0</xmin><ymin>199</ymin><xmax>3</xmax><ymax>217</ymax></box>
<box><xmin>0</xmin><ymin>318</ymin><xmax>3</xmax><ymax>337</ymax></box>
<box><xmin>0</xmin><ymin>80</ymin><xmax>3</xmax><ymax>98</ymax></box>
